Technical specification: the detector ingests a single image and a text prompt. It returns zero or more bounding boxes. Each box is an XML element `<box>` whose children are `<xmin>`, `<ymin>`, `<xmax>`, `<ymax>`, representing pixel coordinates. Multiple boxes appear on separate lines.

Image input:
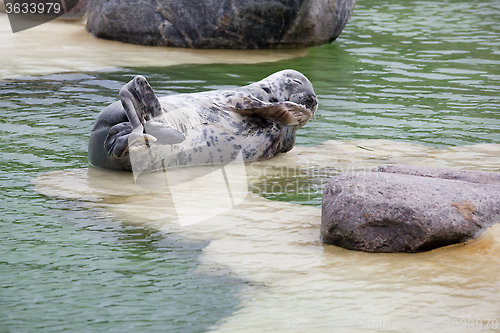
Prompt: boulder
<box><xmin>85</xmin><ymin>0</ymin><xmax>356</xmax><ymax>49</ymax></box>
<box><xmin>321</xmin><ymin>165</ymin><xmax>500</xmax><ymax>253</ymax></box>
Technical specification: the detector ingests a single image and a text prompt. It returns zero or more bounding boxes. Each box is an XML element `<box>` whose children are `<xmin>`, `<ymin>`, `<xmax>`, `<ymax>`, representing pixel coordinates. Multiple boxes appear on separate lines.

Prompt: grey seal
<box><xmin>88</xmin><ymin>70</ymin><xmax>318</xmax><ymax>172</ymax></box>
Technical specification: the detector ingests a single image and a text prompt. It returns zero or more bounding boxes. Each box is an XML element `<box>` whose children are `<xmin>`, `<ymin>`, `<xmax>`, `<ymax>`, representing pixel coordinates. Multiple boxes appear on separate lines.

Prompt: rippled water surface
<box><xmin>1</xmin><ymin>0</ymin><xmax>499</xmax><ymax>331</ymax></box>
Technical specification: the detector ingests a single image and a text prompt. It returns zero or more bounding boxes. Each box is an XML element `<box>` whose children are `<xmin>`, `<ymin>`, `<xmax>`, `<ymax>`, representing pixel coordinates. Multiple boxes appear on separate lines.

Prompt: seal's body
<box><xmin>88</xmin><ymin>70</ymin><xmax>318</xmax><ymax>172</ymax></box>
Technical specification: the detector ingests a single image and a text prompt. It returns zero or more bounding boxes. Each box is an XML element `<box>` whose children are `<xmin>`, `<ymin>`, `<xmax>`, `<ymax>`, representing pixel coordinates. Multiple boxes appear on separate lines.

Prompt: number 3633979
<box><xmin>5</xmin><ymin>2</ymin><xmax>62</xmax><ymax>15</ymax></box>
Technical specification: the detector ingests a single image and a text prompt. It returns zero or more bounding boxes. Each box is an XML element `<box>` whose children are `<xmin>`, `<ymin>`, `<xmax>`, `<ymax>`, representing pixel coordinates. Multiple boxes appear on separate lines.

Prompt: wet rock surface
<box><xmin>86</xmin><ymin>0</ymin><xmax>356</xmax><ymax>49</ymax></box>
<box><xmin>321</xmin><ymin>165</ymin><xmax>500</xmax><ymax>253</ymax></box>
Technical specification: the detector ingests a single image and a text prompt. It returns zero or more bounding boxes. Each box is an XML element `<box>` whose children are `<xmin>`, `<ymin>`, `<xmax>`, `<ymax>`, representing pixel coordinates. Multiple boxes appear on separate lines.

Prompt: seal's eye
<box><xmin>285</xmin><ymin>78</ymin><xmax>304</xmax><ymax>86</ymax></box>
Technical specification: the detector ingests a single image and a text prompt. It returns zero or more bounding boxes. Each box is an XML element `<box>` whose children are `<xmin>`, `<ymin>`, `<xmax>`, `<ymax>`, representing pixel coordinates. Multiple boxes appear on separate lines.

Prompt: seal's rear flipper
<box><xmin>228</xmin><ymin>97</ymin><xmax>312</xmax><ymax>127</ymax></box>
<box><xmin>143</xmin><ymin>121</ymin><xmax>185</xmax><ymax>145</ymax></box>
<box><xmin>119</xmin><ymin>75</ymin><xmax>163</xmax><ymax>130</ymax></box>
<box><xmin>119</xmin><ymin>75</ymin><xmax>185</xmax><ymax>144</ymax></box>
<box><xmin>101</xmin><ymin>122</ymin><xmax>157</xmax><ymax>171</ymax></box>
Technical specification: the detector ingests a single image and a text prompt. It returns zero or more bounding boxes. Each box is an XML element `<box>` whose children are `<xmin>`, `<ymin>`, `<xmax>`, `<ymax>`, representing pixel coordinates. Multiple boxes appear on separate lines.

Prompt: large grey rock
<box><xmin>86</xmin><ymin>0</ymin><xmax>355</xmax><ymax>49</ymax></box>
<box><xmin>321</xmin><ymin>165</ymin><xmax>500</xmax><ymax>253</ymax></box>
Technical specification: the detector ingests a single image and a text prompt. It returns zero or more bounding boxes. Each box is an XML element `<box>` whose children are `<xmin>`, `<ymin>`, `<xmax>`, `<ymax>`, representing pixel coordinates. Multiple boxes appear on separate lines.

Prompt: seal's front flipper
<box><xmin>228</xmin><ymin>97</ymin><xmax>312</xmax><ymax>127</ymax></box>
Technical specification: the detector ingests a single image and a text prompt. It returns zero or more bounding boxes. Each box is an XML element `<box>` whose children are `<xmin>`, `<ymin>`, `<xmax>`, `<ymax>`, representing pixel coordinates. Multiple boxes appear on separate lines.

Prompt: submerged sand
<box><xmin>34</xmin><ymin>140</ymin><xmax>500</xmax><ymax>332</ymax></box>
<box><xmin>0</xmin><ymin>13</ymin><xmax>306</xmax><ymax>79</ymax></box>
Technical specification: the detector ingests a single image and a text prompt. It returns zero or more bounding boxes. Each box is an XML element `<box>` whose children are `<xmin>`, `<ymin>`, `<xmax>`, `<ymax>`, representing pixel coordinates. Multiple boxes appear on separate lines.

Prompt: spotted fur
<box><xmin>88</xmin><ymin>70</ymin><xmax>318</xmax><ymax>171</ymax></box>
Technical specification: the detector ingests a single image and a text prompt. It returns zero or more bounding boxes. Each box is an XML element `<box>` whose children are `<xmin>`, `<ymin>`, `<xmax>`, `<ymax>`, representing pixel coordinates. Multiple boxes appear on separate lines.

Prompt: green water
<box><xmin>1</xmin><ymin>0</ymin><xmax>499</xmax><ymax>331</ymax></box>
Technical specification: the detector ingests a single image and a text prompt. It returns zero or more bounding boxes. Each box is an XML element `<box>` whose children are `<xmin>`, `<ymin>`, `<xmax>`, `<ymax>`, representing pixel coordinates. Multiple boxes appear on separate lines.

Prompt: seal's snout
<box><xmin>290</xmin><ymin>92</ymin><xmax>318</xmax><ymax>114</ymax></box>
<box><xmin>307</xmin><ymin>94</ymin><xmax>318</xmax><ymax>114</ymax></box>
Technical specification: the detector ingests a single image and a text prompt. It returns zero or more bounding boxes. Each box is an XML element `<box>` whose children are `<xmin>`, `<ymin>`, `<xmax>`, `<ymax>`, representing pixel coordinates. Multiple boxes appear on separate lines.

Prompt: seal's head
<box><xmin>260</xmin><ymin>69</ymin><xmax>318</xmax><ymax>116</ymax></box>
<box><xmin>252</xmin><ymin>70</ymin><xmax>318</xmax><ymax>156</ymax></box>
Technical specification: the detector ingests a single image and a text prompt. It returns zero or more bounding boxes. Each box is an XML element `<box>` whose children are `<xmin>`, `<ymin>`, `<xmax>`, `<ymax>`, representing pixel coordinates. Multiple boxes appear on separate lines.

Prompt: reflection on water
<box><xmin>1</xmin><ymin>0</ymin><xmax>500</xmax><ymax>331</ymax></box>
<box><xmin>287</xmin><ymin>0</ymin><xmax>500</xmax><ymax>148</ymax></box>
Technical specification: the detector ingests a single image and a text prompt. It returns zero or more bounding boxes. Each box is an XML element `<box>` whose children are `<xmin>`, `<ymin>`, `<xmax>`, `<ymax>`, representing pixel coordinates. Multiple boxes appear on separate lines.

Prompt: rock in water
<box><xmin>321</xmin><ymin>165</ymin><xmax>500</xmax><ymax>253</ymax></box>
<box><xmin>86</xmin><ymin>0</ymin><xmax>356</xmax><ymax>49</ymax></box>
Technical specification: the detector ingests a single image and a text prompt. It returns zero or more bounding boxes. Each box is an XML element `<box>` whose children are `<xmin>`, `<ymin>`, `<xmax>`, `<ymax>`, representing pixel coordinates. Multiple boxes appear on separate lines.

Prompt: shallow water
<box><xmin>1</xmin><ymin>0</ymin><xmax>500</xmax><ymax>331</ymax></box>
<box><xmin>33</xmin><ymin>144</ymin><xmax>500</xmax><ymax>333</ymax></box>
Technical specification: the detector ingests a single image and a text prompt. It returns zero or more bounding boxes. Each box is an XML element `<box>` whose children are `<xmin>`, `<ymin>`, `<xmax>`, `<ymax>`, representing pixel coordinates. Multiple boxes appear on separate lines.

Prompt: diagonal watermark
<box><xmin>129</xmin><ymin>123</ymin><xmax>249</xmax><ymax>227</ymax></box>
<box><xmin>5</xmin><ymin>0</ymin><xmax>87</xmax><ymax>33</ymax></box>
